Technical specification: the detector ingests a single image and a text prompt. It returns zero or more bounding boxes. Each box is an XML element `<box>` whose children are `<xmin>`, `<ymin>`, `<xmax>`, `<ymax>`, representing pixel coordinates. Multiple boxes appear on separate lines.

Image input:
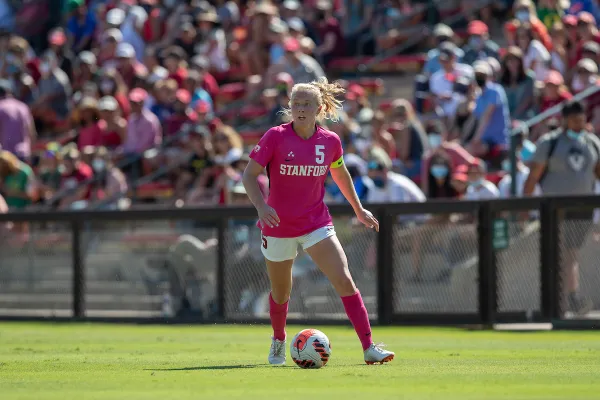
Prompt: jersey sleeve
<box><xmin>330</xmin><ymin>134</ymin><xmax>344</xmax><ymax>169</ymax></box>
<box><xmin>250</xmin><ymin>128</ymin><xmax>278</xmax><ymax>167</ymax></box>
<box><xmin>531</xmin><ymin>134</ymin><xmax>553</xmax><ymax>164</ymax></box>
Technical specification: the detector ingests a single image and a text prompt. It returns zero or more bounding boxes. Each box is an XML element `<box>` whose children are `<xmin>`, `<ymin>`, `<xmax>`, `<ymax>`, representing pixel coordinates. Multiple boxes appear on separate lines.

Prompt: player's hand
<box><xmin>356</xmin><ymin>208</ymin><xmax>379</xmax><ymax>232</ymax></box>
<box><xmin>257</xmin><ymin>203</ymin><xmax>280</xmax><ymax>228</ymax></box>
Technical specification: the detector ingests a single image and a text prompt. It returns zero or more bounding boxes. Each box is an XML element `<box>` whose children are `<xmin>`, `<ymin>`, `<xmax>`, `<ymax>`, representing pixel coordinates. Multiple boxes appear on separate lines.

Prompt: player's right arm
<box><xmin>523</xmin><ymin>135</ymin><xmax>551</xmax><ymax>196</ymax></box>
<box><xmin>243</xmin><ymin>129</ymin><xmax>280</xmax><ymax>229</ymax></box>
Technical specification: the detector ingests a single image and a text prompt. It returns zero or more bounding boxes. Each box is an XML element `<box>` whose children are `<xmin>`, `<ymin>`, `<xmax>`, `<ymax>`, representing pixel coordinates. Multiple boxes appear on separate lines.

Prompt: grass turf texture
<box><xmin>1</xmin><ymin>323</ymin><xmax>599</xmax><ymax>400</ymax></box>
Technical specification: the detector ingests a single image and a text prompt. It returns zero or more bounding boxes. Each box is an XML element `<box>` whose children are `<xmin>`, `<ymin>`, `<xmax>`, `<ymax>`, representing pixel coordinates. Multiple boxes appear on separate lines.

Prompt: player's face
<box><xmin>291</xmin><ymin>90</ymin><xmax>320</xmax><ymax>127</ymax></box>
<box><xmin>566</xmin><ymin>113</ymin><xmax>587</xmax><ymax>132</ymax></box>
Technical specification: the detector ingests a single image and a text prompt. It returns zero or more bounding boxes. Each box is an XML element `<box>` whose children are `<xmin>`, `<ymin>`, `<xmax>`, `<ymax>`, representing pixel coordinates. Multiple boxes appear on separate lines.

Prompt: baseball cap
<box><xmin>433</xmin><ymin>24</ymin><xmax>453</xmax><ymax>38</ymax></box>
<box><xmin>473</xmin><ymin>60</ymin><xmax>492</xmax><ymax>76</ymax></box>
<box><xmin>562</xmin><ymin>14</ymin><xmax>577</xmax><ymax>26</ymax></box>
<box><xmin>544</xmin><ymin>70</ymin><xmax>564</xmax><ymax>86</ymax></box>
<box><xmin>283</xmin><ymin>0</ymin><xmax>300</xmax><ymax>11</ymax></box>
<box><xmin>438</xmin><ymin>42</ymin><xmax>457</xmax><ymax>60</ymax></box>
<box><xmin>583</xmin><ymin>41</ymin><xmax>600</xmax><ymax>55</ymax></box>
<box><xmin>129</xmin><ymin>88</ymin><xmax>148</xmax><ymax>103</ymax></box>
<box><xmin>98</xmin><ymin>96</ymin><xmax>118</xmax><ymax>111</ymax></box>
<box><xmin>287</xmin><ymin>17</ymin><xmax>305</xmax><ymax>32</ymax></box>
<box><xmin>269</xmin><ymin>18</ymin><xmax>288</xmax><ymax>34</ymax></box>
<box><xmin>578</xmin><ymin>11</ymin><xmax>596</xmax><ymax>25</ymax></box>
<box><xmin>467</xmin><ymin>20</ymin><xmax>488</xmax><ymax>35</ymax></box>
<box><xmin>116</xmin><ymin>42</ymin><xmax>135</xmax><ymax>58</ymax></box>
<box><xmin>48</xmin><ymin>29</ymin><xmax>67</xmax><ymax>46</ymax></box>
<box><xmin>577</xmin><ymin>58</ymin><xmax>598</xmax><ymax>74</ymax></box>
<box><xmin>103</xmin><ymin>28</ymin><xmax>123</xmax><ymax>43</ymax></box>
<box><xmin>106</xmin><ymin>8</ymin><xmax>126</xmax><ymax>26</ymax></box>
<box><xmin>195</xmin><ymin>100</ymin><xmax>210</xmax><ymax>113</ymax></box>
<box><xmin>78</xmin><ymin>51</ymin><xmax>97</xmax><ymax>65</ymax></box>
<box><xmin>176</xmin><ymin>89</ymin><xmax>191</xmax><ymax>104</ymax></box>
<box><xmin>283</xmin><ymin>37</ymin><xmax>300</xmax><ymax>52</ymax></box>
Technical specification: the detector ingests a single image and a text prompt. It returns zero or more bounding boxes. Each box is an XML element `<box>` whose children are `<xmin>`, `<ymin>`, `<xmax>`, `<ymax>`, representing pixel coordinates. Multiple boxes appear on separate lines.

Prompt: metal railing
<box><xmin>1</xmin><ymin>195</ymin><xmax>599</xmax><ymax>328</ymax></box>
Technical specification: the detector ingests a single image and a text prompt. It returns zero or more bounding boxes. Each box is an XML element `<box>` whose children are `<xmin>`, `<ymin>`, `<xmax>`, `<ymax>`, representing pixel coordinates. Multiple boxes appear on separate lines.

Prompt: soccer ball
<box><xmin>290</xmin><ymin>329</ymin><xmax>331</xmax><ymax>369</ymax></box>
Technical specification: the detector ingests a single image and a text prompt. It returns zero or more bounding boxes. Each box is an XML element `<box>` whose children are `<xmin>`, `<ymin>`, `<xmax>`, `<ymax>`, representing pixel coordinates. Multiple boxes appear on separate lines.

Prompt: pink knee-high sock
<box><xmin>269</xmin><ymin>293</ymin><xmax>288</xmax><ymax>341</ymax></box>
<box><xmin>342</xmin><ymin>291</ymin><xmax>373</xmax><ymax>351</ymax></box>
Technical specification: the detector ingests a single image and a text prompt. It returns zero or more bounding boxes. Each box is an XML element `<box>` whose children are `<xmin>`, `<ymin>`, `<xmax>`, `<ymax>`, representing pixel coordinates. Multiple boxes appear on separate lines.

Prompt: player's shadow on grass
<box><xmin>147</xmin><ymin>364</ymin><xmax>294</xmax><ymax>371</ymax></box>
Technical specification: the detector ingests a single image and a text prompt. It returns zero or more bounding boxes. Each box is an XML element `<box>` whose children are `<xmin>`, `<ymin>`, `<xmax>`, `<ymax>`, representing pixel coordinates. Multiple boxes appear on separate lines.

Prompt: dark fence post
<box><xmin>478</xmin><ymin>202</ymin><xmax>496</xmax><ymax>326</ymax></box>
<box><xmin>216</xmin><ymin>217</ymin><xmax>226</xmax><ymax>320</ymax></box>
<box><xmin>71</xmin><ymin>220</ymin><xmax>84</xmax><ymax>318</ymax></box>
<box><xmin>540</xmin><ymin>199</ymin><xmax>561</xmax><ymax>320</ymax></box>
<box><xmin>377</xmin><ymin>206</ymin><xmax>393</xmax><ymax>325</ymax></box>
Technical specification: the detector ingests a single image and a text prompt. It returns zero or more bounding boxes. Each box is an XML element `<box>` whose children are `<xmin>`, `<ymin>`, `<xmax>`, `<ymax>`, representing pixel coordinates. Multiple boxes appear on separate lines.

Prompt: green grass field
<box><xmin>1</xmin><ymin>323</ymin><xmax>599</xmax><ymax>400</ymax></box>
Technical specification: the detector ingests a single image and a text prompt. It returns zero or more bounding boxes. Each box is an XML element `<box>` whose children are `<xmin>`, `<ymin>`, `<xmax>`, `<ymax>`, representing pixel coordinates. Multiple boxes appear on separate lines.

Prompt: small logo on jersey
<box><xmin>252</xmin><ymin>145</ymin><xmax>261</xmax><ymax>154</ymax></box>
<box><xmin>336</xmin><ymin>159</ymin><xmax>343</xmax><ymax>166</ymax></box>
<box><xmin>567</xmin><ymin>148</ymin><xmax>586</xmax><ymax>171</ymax></box>
<box><xmin>285</xmin><ymin>151</ymin><xmax>295</xmax><ymax>162</ymax></box>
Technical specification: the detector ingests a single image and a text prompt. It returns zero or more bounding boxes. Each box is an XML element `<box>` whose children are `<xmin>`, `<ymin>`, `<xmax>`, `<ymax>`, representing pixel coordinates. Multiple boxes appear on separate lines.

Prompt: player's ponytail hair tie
<box><xmin>287</xmin><ymin>77</ymin><xmax>345</xmax><ymax>122</ymax></box>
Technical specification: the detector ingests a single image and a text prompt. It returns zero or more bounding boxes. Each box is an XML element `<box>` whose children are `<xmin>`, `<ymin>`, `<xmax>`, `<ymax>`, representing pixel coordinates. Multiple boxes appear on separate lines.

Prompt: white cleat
<box><xmin>364</xmin><ymin>343</ymin><xmax>395</xmax><ymax>365</ymax></box>
<box><xmin>268</xmin><ymin>337</ymin><xmax>286</xmax><ymax>365</ymax></box>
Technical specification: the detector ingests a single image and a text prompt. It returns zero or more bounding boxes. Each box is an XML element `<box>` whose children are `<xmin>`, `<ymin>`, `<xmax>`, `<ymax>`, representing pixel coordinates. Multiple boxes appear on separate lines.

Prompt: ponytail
<box><xmin>286</xmin><ymin>77</ymin><xmax>346</xmax><ymax>122</ymax></box>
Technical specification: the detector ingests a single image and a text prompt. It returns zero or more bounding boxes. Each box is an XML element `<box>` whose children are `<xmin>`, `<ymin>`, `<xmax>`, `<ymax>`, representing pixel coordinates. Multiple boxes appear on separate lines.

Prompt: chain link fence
<box><xmin>0</xmin><ymin>222</ymin><xmax>73</xmax><ymax>317</ymax></box>
<box><xmin>392</xmin><ymin>214</ymin><xmax>478</xmax><ymax>314</ymax></box>
<box><xmin>558</xmin><ymin>213</ymin><xmax>600</xmax><ymax>319</ymax></box>
<box><xmin>81</xmin><ymin>219</ymin><xmax>217</xmax><ymax>318</ymax></box>
<box><xmin>496</xmin><ymin>215</ymin><xmax>541</xmax><ymax>314</ymax></box>
<box><xmin>224</xmin><ymin>217</ymin><xmax>378</xmax><ymax>321</ymax></box>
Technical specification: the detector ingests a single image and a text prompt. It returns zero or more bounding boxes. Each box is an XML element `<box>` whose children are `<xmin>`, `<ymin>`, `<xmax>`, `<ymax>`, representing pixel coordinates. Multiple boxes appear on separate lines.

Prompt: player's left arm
<box><xmin>330</xmin><ymin>159</ymin><xmax>379</xmax><ymax>231</ymax></box>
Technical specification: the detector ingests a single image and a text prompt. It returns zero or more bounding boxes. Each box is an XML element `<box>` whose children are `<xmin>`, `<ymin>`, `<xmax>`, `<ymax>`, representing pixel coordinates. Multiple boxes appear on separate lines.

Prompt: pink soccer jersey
<box><xmin>250</xmin><ymin>122</ymin><xmax>344</xmax><ymax>238</ymax></box>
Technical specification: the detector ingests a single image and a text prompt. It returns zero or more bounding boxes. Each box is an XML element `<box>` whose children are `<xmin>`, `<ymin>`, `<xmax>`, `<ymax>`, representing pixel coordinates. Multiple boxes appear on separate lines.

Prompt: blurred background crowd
<box><xmin>0</xmin><ymin>0</ymin><xmax>600</xmax><ymax>214</ymax></box>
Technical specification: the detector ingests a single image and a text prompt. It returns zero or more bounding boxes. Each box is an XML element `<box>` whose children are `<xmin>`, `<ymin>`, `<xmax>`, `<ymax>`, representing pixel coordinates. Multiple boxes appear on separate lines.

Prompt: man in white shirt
<box><xmin>366</xmin><ymin>159</ymin><xmax>426</xmax><ymax>204</ymax></box>
<box><xmin>464</xmin><ymin>159</ymin><xmax>500</xmax><ymax>200</ymax></box>
<box><xmin>429</xmin><ymin>42</ymin><xmax>474</xmax><ymax>120</ymax></box>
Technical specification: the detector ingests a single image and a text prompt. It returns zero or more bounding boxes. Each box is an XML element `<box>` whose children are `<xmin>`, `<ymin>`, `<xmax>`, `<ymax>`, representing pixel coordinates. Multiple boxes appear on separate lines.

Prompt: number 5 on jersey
<box><xmin>315</xmin><ymin>145</ymin><xmax>325</xmax><ymax>164</ymax></box>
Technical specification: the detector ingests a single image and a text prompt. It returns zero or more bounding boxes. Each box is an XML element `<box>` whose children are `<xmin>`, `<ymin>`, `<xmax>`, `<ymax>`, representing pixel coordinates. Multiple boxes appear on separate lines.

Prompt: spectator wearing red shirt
<box><xmin>163</xmin><ymin>46</ymin><xmax>188</xmax><ymax>87</ymax></box>
<box><xmin>97</xmin><ymin>96</ymin><xmax>127</xmax><ymax>150</ymax></box>
<box><xmin>76</xmin><ymin>97</ymin><xmax>104</xmax><ymax>150</ymax></box>
<box><xmin>506</xmin><ymin>0</ymin><xmax>552</xmax><ymax>51</ymax></box>
<box><xmin>164</xmin><ymin>89</ymin><xmax>197</xmax><ymax>138</ymax></box>
<box><xmin>97</xmin><ymin>68</ymin><xmax>131</xmax><ymax>119</ymax></box>
<box><xmin>112</xmin><ymin>42</ymin><xmax>147</xmax><ymax>88</ymax></box>
<box><xmin>575</xmin><ymin>12</ymin><xmax>600</xmax><ymax>63</ymax></box>
<box><xmin>540</xmin><ymin>71</ymin><xmax>572</xmax><ymax>113</ymax></box>
<box><xmin>58</xmin><ymin>148</ymin><xmax>94</xmax><ymax>209</ymax></box>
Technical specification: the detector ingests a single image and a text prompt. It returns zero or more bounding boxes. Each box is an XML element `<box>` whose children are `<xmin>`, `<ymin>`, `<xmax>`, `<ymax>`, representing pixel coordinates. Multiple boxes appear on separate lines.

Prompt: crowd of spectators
<box><xmin>1</xmin><ymin>0</ymin><xmax>600</xmax><ymax>216</ymax></box>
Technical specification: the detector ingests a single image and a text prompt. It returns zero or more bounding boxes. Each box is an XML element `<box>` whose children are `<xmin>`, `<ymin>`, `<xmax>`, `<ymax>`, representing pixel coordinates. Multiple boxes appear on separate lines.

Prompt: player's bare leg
<box><xmin>266</xmin><ymin>259</ymin><xmax>294</xmax><ymax>365</ymax></box>
<box><xmin>306</xmin><ymin>236</ymin><xmax>395</xmax><ymax>365</ymax></box>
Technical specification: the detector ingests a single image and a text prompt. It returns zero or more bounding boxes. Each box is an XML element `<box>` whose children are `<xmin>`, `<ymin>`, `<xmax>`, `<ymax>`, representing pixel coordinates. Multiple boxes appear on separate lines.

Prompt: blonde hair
<box><xmin>286</xmin><ymin>77</ymin><xmax>345</xmax><ymax>122</ymax></box>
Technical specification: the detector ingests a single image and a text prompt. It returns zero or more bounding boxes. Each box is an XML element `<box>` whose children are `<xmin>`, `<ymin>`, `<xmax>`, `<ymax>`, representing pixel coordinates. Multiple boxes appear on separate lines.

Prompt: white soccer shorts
<box><xmin>260</xmin><ymin>225</ymin><xmax>336</xmax><ymax>262</ymax></box>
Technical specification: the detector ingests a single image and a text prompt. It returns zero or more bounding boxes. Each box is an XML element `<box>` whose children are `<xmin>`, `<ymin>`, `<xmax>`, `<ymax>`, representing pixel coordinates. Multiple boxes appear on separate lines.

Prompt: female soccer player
<box><xmin>242</xmin><ymin>77</ymin><xmax>395</xmax><ymax>365</ymax></box>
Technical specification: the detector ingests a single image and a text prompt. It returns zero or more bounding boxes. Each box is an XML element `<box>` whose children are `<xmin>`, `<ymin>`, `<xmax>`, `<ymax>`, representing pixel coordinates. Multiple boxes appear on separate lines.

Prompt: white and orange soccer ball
<box><xmin>290</xmin><ymin>329</ymin><xmax>332</xmax><ymax>369</ymax></box>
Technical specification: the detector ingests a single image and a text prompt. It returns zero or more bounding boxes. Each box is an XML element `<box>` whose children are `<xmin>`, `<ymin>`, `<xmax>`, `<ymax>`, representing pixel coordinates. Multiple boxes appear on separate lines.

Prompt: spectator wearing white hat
<box><xmin>112</xmin><ymin>42</ymin><xmax>147</xmax><ymax>87</ymax></box>
<box><xmin>422</xmin><ymin>24</ymin><xmax>464</xmax><ymax>77</ymax></box>
<box><xmin>97</xmin><ymin>95</ymin><xmax>127</xmax><ymax>150</ymax></box>
<box><xmin>98</xmin><ymin>28</ymin><xmax>123</xmax><ymax>66</ymax></box>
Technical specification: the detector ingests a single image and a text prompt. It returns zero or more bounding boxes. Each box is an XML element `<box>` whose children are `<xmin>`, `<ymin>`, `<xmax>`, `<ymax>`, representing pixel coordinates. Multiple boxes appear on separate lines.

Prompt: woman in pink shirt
<box><xmin>243</xmin><ymin>77</ymin><xmax>395</xmax><ymax>366</ymax></box>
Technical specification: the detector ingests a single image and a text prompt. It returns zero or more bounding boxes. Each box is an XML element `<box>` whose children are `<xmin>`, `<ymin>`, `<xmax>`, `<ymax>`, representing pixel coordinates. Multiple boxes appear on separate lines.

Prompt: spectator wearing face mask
<box><xmin>420</xmin><ymin>120</ymin><xmax>475</xmax><ymax>196</ymax></box>
<box><xmin>89</xmin><ymin>146</ymin><xmax>128</xmax><ymax>209</ymax></box>
<box><xmin>56</xmin><ymin>147</ymin><xmax>92</xmax><ymax>210</ymax></box>
<box><xmin>505</xmin><ymin>0</ymin><xmax>552</xmax><ymax>51</ymax></box>
<box><xmin>366</xmin><ymin>152</ymin><xmax>426</xmax><ymax>205</ymax></box>
<box><xmin>524</xmin><ymin>100</ymin><xmax>600</xmax><ymax>315</ymax></box>
<box><xmin>464</xmin><ymin>159</ymin><xmax>500</xmax><ymax>200</ymax></box>
<box><xmin>97</xmin><ymin>95</ymin><xmax>127</xmax><ymax>150</ymax></box>
<box><xmin>461</xmin><ymin>21</ymin><xmax>500</xmax><ymax>66</ymax></box>
<box><xmin>498</xmin><ymin>138</ymin><xmax>542</xmax><ymax>198</ymax></box>
<box><xmin>426</xmin><ymin>153</ymin><xmax>460</xmax><ymax>200</ymax></box>
<box><xmin>466</xmin><ymin>61</ymin><xmax>510</xmax><ymax>160</ymax></box>
<box><xmin>573</xmin><ymin>12</ymin><xmax>600</xmax><ymax>64</ymax></box>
